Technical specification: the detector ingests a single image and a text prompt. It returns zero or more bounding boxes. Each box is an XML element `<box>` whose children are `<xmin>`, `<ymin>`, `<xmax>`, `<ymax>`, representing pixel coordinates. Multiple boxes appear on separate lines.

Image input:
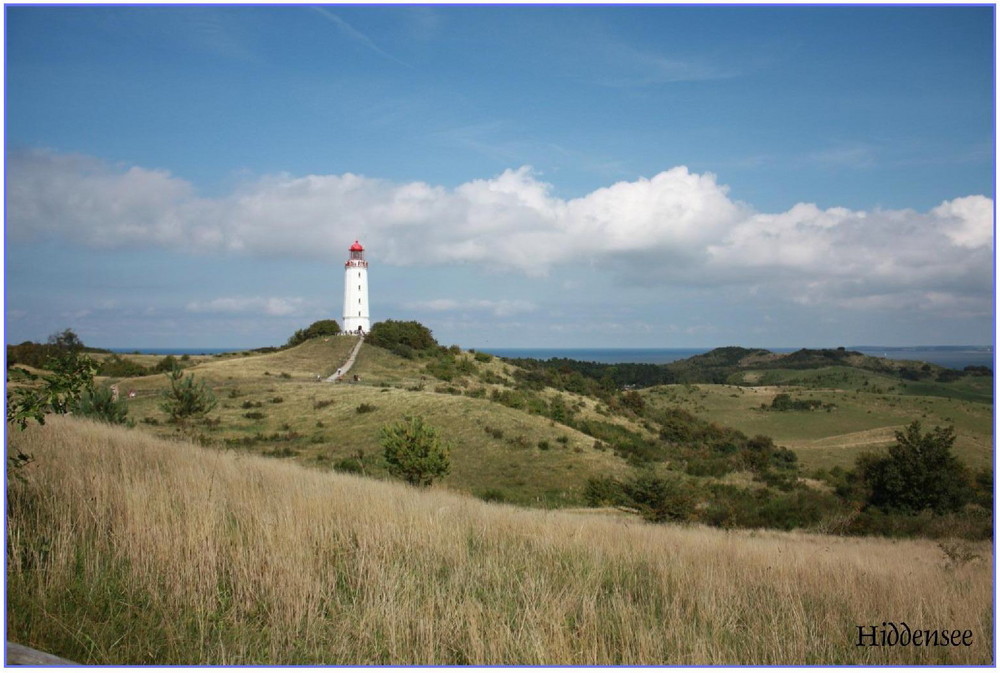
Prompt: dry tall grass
<box><xmin>7</xmin><ymin>417</ymin><xmax>993</xmax><ymax>665</ymax></box>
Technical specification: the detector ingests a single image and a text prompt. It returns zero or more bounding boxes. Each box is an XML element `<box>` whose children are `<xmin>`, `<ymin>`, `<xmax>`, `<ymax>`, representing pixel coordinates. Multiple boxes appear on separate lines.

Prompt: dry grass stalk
<box><xmin>6</xmin><ymin>417</ymin><xmax>992</xmax><ymax>665</ymax></box>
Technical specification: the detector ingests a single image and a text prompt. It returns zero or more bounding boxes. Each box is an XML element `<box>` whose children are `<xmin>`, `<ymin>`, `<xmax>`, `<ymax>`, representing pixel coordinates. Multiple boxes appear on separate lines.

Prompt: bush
<box><xmin>244</xmin><ymin>411</ymin><xmax>266</xmax><ymax>420</ymax></box>
<box><xmin>154</xmin><ymin>355</ymin><xmax>181</xmax><ymax>373</ymax></box>
<box><xmin>380</xmin><ymin>415</ymin><xmax>451</xmax><ymax>487</ymax></box>
<box><xmin>367</xmin><ymin>320</ymin><xmax>438</xmax><ymax>355</ymax></box>
<box><xmin>476</xmin><ymin>488</ymin><xmax>509</xmax><ymax>503</ymax></box>
<box><xmin>286</xmin><ymin>319</ymin><xmax>342</xmax><ymax>347</ymax></box>
<box><xmin>73</xmin><ymin>385</ymin><xmax>130</xmax><ymax>425</ymax></box>
<box><xmin>584</xmin><ymin>477</ymin><xmax>628</xmax><ymax>507</ymax></box>
<box><xmin>857</xmin><ymin>421</ymin><xmax>971</xmax><ymax>515</ymax></box>
<box><xmin>622</xmin><ymin>472</ymin><xmax>696</xmax><ymax>523</ymax></box>
<box><xmin>356</xmin><ymin>403</ymin><xmax>377</xmax><ymax>414</ymax></box>
<box><xmin>97</xmin><ymin>354</ymin><xmax>149</xmax><ymax>378</ymax></box>
<box><xmin>333</xmin><ymin>456</ymin><xmax>365</xmax><ymax>474</ymax></box>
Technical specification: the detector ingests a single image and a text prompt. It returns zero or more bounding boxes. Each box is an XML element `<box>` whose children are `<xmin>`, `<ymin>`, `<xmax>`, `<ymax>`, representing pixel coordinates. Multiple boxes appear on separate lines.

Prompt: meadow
<box><xmin>641</xmin><ymin>378</ymin><xmax>993</xmax><ymax>472</ymax></box>
<box><xmin>7</xmin><ymin>416</ymin><xmax>993</xmax><ymax>666</ymax></box>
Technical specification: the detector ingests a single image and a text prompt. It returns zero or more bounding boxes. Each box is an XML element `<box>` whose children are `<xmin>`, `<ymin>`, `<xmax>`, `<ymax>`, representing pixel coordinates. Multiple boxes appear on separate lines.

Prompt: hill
<box><xmin>109</xmin><ymin>337</ymin><xmax>634</xmax><ymax>507</ymax></box>
<box><xmin>7</xmin><ymin>416</ymin><xmax>992</xmax><ymax>666</ymax></box>
<box><xmin>17</xmin><ymin>335</ymin><xmax>992</xmax><ymax>534</ymax></box>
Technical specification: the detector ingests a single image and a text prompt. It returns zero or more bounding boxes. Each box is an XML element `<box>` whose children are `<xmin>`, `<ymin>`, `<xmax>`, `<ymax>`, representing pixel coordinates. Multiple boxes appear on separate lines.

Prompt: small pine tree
<box><xmin>380</xmin><ymin>415</ymin><xmax>451</xmax><ymax>487</ymax></box>
<box><xmin>159</xmin><ymin>366</ymin><xmax>217</xmax><ymax>423</ymax></box>
<box><xmin>74</xmin><ymin>386</ymin><xmax>130</xmax><ymax>425</ymax></box>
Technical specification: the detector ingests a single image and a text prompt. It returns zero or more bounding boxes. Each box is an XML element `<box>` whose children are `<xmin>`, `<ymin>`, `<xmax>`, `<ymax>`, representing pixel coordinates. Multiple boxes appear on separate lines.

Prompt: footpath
<box><xmin>325</xmin><ymin>335</ymin><xmax>365</xmax><ymax>383</ymax></box>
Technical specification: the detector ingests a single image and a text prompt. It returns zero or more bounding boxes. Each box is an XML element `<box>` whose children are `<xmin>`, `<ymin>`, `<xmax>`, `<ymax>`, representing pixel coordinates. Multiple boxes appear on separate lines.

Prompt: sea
<box><xmin>109</xmin><ymin>345</ymin><xmax>995</xmax><ymax>370</ymax></box>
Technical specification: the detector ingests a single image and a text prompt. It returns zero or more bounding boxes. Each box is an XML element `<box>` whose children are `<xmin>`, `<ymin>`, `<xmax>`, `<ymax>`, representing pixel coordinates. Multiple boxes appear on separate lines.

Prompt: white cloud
<box><xmin>406</xmin><ymin>298</ymin><xmax>537</xmax><ymax>317</ymax></box>
<box><xmin>8</xmin><ymin>148</ymin><xmax>992</xmax><ymax>319</ymax></box>
<box><xmin>186</xmin><ymin>296</ymin><xmax>307</xmax><ymax>317</ymax></box>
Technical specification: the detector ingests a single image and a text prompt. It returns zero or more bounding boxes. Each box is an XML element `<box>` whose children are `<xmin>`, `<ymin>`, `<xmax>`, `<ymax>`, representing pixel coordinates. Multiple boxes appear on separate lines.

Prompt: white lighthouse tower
<box><xmin>342</xmin><ymin>240</ymin><xmax>370</xmax><ymax>334</ymax></box>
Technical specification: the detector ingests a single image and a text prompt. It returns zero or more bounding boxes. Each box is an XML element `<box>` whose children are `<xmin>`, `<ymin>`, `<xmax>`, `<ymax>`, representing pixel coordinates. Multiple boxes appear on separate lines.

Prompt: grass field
<box><xmin>88</xmin><ymin>339</ymin><xmax>994</xmax><ymax>502</ymax></box>
<box><xmin>7</xmin><ymin>417</ymin><xmax>993</xmax><ymax>666</ymax></box>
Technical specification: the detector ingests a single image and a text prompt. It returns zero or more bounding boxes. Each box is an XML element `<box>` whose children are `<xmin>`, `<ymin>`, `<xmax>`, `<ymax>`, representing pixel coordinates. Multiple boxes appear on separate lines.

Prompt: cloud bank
<box><xmin>8</xmin><ymin>148</ymin><xmax>993</xmax><ymax>316</ymax></box>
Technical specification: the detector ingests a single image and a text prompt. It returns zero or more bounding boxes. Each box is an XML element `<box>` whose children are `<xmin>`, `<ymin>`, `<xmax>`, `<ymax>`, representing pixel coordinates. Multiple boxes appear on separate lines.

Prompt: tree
<box><xmin>286</xmin><ymin>319</ymin><xmax>342</xmax><ymax>347</ymax></box>
<box><xmin>47</xmin><ymin>328</ymin><xmax>84</xmax><ymax>352</ymax></box>
<box><xmin>857</xmin><ymin>421</ymin><xmax>971</xmax><ymax>515</ymax></box>
<box><xmin>6</xmin><ymin>350</ymin><xmax>98</xmax><ymax>430</ymax></box>
<box><xmin>380</xmin><ymin>415</ymin><xmax>451</xmax><ymax>487</ymax></box>
<box><xmin>159</xmin><ymin>366</ymin><xmax>217</xmax><ymax>423</ymax></box>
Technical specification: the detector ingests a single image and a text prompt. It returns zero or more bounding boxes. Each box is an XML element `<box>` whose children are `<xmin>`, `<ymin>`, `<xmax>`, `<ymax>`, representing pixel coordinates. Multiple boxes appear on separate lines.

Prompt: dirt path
<box><xmin>326</xmin><ymin>336</ymin><xmax>364</xmax><ymax>382</ymax></box>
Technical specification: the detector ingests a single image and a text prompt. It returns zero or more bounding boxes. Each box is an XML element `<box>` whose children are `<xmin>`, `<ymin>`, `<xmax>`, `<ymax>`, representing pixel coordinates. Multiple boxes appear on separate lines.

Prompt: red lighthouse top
<box><xmin>346</xmin><ymin>240</ymin><xmax>368</xmax><ymax>268</ymax></box>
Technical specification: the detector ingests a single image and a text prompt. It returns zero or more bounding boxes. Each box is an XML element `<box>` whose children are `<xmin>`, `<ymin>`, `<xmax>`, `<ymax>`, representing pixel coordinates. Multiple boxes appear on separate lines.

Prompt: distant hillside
<box><xmin>505</xmin><ymin>346</ymin><xmax>990</xmax><ymax>391</ymax></box>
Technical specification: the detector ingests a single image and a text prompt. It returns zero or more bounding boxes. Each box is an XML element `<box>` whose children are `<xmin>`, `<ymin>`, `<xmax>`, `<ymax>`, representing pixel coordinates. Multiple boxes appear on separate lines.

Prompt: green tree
<box><xmin>858</xmin><ymin>421</ymin><xmax>971</xmax><ymax>515</ymax></box>
<box><xmin>159</xmin><ymin>366</ymin><xmax>217</xmax><ymax>423</ymax></box>
<box><xmin>286</xmin><ymin>319</ymin><xmax>342</xmax><ymax>347</ymax></box>
<box><xmin>6</xmin><ymin>350</ymin><xmax>98</xmax><ymax>430</ymax></box>
<box><xmin>380</xmin><ymin>415</ymin><xmax>451</xmax><ymax>487</ymax></box>
<box><xmin>47</xmin><ymin>327</ymin><xmax>85</xmax><ymax>352</ymax></box>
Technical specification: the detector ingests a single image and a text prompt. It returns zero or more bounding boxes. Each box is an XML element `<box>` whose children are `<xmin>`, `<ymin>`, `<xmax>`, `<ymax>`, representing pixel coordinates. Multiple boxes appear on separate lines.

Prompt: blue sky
<box><xmin>5</xmin><ymin>4</ymin><xmax>995</xmax><ymax>349</ymax></box>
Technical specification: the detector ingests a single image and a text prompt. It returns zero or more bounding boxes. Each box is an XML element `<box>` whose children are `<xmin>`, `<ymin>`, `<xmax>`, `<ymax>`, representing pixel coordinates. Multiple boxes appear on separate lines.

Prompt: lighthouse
<box><xmin>343</xmin><ymin>240</ymin><xmax>371</xmax><ymax>334</ymax></box>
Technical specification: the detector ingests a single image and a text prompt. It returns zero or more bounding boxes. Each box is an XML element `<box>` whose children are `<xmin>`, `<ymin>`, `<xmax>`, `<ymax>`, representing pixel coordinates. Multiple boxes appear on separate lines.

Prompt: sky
<box><xmin>4</xmin><ymin>4</ymin><xmax>996</xmax><ymax>350</ymax></box>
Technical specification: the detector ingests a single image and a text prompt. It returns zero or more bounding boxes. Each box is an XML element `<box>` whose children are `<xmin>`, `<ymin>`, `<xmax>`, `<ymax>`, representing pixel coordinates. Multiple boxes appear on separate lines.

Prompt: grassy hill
<box><xmin>7</xmin><ymin>416</ymin><xmax>992</xmax><ymax>666</ymax></box>
<box><xmin>641</xmin><ymin>380</ymin><xmax>993</xmax><ymax>472</ymax></box>
<box><xmin>109</xmin><ymin>337</ymin><xmax>634</xmax><ymax>507</ymax></box>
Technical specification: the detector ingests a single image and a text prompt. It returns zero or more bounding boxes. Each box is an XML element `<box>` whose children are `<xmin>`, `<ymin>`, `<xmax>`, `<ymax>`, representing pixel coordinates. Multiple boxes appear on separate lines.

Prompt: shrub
<box><xmin>537</xmin><ymin>440</ymin><xmax>551</xmax><ymax>451</ymax></box>
<box><xmin>622</xmin><ymin>472</ymin><xmax>696</xmax><ymax>523</ymax></box>
<box><xmin>356</xmin><ymin>403</ymin><xmax>377</xmax><ymax>414</ymax></box>
<box><xmin>333</xmin><ymin>456</ymin><xmax>365</xmax><ymax>474</ymax></box>
<box><xmin>73</xmin><ymin>385</ymin><xmax>130</xmax><ymax>425</ymax></box>
<box><xmin>367</xmin><ymin>320</ymin><xmax>438</xmax><ymax>355</ymax></box>
<box><xmin>286</xmin><ymin>319</ymin><xmax>341</xmax><ymax>347</ymax></box>
<box><xmin>473</xmin><ymin>351</ymin><xmax>493</xmax><ymax>363</ymax></box>
<box><xmin>476</xmin><ymin>488</ymin><xmax>508</xmax><ymax>503</ymax></box>
<box><xmin>243</xmin><ymin>411</ymin><xmax>266</xmax><ymax>420</ymax></box>
<box><xmin>856</xmin><ymin>421</ymin><xmax>971</xmax><ymax>515</ymax></box>
<box><xmin>154</xmin><ymin>355</ymin><xmax>181</xmax><ymax>373</ymax></box>
<box><xmin>583</xmin><ymin>476</ymin><xmax>628</xmax><ymax>507</ymax></box>
<box><xmin>97</xmin><ymin>354</ymin><xmax>149</xmax><ymax>378</ymax></box>
<box><xmin>380</xmin><ymin>415</ymin><xmax>451</xmax><ymax>487</ymax></box>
